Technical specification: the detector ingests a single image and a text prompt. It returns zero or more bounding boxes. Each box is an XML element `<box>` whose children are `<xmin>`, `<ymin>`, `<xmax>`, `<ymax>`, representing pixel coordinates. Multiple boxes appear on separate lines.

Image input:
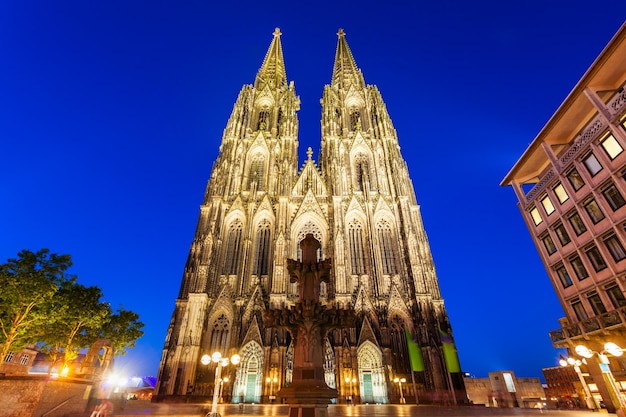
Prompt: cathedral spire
<box><xmin>331</xmin><ymin>28</ymin><xmax>365</xmax><ymax>90</ymax></box>
<box><xmin>255</xmin><ymin>27</ymin><xmax>287</xmax><ymax>90</ymax></box>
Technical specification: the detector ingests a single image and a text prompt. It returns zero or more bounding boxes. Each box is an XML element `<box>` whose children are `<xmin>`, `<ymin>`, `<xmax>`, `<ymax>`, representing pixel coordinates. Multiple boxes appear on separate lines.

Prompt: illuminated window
<box><xmin>530</xmin><ymin>207</ymin><xmax>543</xmax><ymax>225</ymax></box>
<box><xmin>600</xmin><ymin>134</ymin><xmax>623</xmax><ymax>160</ymax></box>
<box><xmin>587</xmin><ymin>292</ymin><xmax>607</xmax><ymax>315</ymax></box>
<box><xmin>541</xmin><ymin>195</ymin><xmax>555</xmax><ymax>215</ymax></box>
<box><xmin>19</xmin><ymin>354</ymin><xmax>29</xmax><ymax>365</ymax></box>
<box><xmin>568</xmin><ymin>212</ymin><xmax>587</xmax><ymax>236</ymax></box>
<box><xmin>567</xmin><ymin>169</ymin><xmax>585</xmax><ymax>191</ymax></box>
<box><xmin>586</xmin><ymin>246</ymin><xmax>607</xmax><ymax>272</ymax></box>
<box><xmin>553</xmin><ymin>183</ymin><xmax>569</xmax><ymax>204</ymax></box>
<box><xmin>584</xmin><ymin>199</ymin><xmax>605</xmax><ymax>224</ymax></box>
<box><xmin>582</xmin><ymin>153</ymin><xmax>602</xmax><ymax>176</ymax></box>
<box><xmin>606</xmin><ymin>284</ymin><xmax>626</xmax><ymax>308</ymax></box>
<box><xmin>556</xmin><ymin>265</ymin><xmax>573</xmax><ymax>288</ymax></box>
<box><xmin>542</xmin><ymin>234</ymin><xmax>557</xmax><ymax>255</ymax></box>
<box><xmin>257</xmin><ymin>110</ymin><xmax>270</xmax><ymax>130</ymax></box>
<box><xmin>248</xmin><ymin>155</ymin><xmax>265</xmax><ymax>191</ymax></box>
<box><xmin>604</xmin><ymin>235</ymin><xmax>626</xmax><ymax>262</ymax></box>
<box><xmin>570</xmin><ymin>256</ymin><xmax>589</xmax><ymax>280</ymax></box>
<box><xmin>554</xmin><ymin>223</ymin><xmax>571</xmax><ymax>246</ymax></box>
<box><xmin>602</xmin><ymin>183</ymin><xmax>626</xmax><ymax>211</ymax></box>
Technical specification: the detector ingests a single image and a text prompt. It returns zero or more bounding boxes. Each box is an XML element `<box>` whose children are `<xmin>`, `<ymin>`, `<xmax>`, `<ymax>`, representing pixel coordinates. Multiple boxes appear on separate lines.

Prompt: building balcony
<box><xmin>549</xmin><ymin>308</ymin><xmax>625</xmax><ymax>347</ymax></box>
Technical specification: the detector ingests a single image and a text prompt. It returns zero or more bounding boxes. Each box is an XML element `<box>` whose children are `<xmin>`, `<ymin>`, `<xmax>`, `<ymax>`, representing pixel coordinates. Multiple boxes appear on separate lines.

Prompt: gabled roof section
<box><xmin>255</xmin><ymin>28</ymin><xmax>288</xmax><ymax>91</ymax></box>
<box><xmin>331</xmin><ymin>28</ymin><xmax>365</xmax><ymax>90</ymax></box>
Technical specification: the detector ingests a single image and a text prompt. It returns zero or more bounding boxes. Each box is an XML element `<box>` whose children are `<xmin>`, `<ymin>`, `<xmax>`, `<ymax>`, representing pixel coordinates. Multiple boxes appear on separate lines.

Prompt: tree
<box><xmin>95</xmin><ymin>308</ymin><xmax>144</xmax><ymax>356</ymax></box>
<box><xmin>38</xmin><ymin>279</ymin><xmax>110</xmax><ymax>373</ymax></box>
<box><xmin>0</xmin><ymin>249</ymin><xmax>72</xmax><ymax>371</ymax></box>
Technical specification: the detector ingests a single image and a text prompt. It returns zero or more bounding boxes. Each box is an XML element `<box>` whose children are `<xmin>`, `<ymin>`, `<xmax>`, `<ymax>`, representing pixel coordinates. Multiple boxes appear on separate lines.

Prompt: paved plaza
<box><xmin>110</xmin><ymin>402</ymin><xmax>605</xmax><ymax>417</ymax></box>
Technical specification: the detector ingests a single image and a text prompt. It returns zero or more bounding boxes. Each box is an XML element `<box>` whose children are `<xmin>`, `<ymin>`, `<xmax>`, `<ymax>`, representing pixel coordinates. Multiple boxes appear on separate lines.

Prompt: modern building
<box><xmin>502</xmin><ymin>23</ymin><xmax>626</xmax><ymax>413</ymax></box>
<box><xmin>543</xmin><ymin>364</ymin><xmax>600</xmax><ymax>409</ymax></box>
<box><xmin>464</xmin><ymin>371</ymin><xmax>545</xmax><ymax>408</ymax></box>
<box><xmin>154</xmin><ymin>28</ymin><xmax>466</xmax><ymax>404</ymax></box>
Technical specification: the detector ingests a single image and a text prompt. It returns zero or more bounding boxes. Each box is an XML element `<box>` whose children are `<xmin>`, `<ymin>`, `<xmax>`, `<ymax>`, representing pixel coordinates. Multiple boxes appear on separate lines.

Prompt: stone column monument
<box><xmin>264</xmin><ymin>234</ymin><xmax>355</xmax><ymax>417</ymax></box>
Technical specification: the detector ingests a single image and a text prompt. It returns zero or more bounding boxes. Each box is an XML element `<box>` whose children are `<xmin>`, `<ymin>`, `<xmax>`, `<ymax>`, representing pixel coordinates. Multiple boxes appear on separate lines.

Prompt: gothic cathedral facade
<box><xmin>155</xmin><ymin>28</ymin><xmax>466</xmax><ymax>404</ymax></box>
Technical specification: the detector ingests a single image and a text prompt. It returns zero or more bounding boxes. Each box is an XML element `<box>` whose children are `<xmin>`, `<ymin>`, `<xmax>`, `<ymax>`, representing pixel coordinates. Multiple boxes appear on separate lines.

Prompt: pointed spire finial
<box><xmin>306</xmin><ymin>147</ymin><xmax>313</xmax><ymax>160</ymax></box>
<box><xmin>256</xmin><ymin>28</ymin><xmax>288</xmax><ymax>89</ymax></box>
<box><xmin>337</xmin><ymin>28</ymin><xmax>345</xmax><ymax>38</ymax></box>
<box><xmin>274</xmin><ymin>27</ymin><xmax>282</xmax><ymax>38</ymax></box>
<box><xmin>331</xmin><ymin>28</ymin><xmax>364</xmax><ymax>89</ymax></box>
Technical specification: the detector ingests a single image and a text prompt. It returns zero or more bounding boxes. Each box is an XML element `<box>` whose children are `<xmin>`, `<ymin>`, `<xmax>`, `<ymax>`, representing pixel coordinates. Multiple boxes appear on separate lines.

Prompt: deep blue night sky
<box><xmin>1</xmin><ymin>1</ymin><xmax>625</xmax><ymax>379</ymax></box>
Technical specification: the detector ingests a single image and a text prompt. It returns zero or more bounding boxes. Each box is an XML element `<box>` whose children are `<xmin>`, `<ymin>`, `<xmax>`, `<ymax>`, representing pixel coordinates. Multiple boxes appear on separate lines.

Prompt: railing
<box><xmin>549</xmin><ymin>308</ymin><xmax>625</xmax><ymax>344</ymax></box>
<box><xmin>41</xmin><ymin>396</ymin><xmax>73</xmax><ymax>417</ymax></box>
<box><xmin>607</xmin><ymin>87</ymin><xmax>626</xmax><ymax>117</ymax></box>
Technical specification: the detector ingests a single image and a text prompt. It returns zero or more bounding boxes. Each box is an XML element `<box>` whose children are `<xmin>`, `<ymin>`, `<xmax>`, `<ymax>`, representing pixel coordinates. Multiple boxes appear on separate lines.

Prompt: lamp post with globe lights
<box><xmin>393</xmin><ymin>377</ymin><xmax>406</xmax><ymax>404</ymax></box>
<box><xmin>559</xmin><ymin>355</ymin><xmax>596</xmax><ymax>410</ymax></box>
<box><xmin>574</xmin><ymin>342</ymin><xmax>625</xmax><ymax>414</ymax></box>
<box><xmin>201</xmin><ymin>352</ymin><xmax>240</xmax><ymax>417</ymax></box>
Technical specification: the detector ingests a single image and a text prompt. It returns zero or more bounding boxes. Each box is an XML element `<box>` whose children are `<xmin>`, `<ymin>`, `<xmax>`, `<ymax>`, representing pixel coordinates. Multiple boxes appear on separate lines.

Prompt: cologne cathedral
<box><xmin>155</xmin><ymin>28</ymin><xmax>466</xmax><ymax>404</ymax></box>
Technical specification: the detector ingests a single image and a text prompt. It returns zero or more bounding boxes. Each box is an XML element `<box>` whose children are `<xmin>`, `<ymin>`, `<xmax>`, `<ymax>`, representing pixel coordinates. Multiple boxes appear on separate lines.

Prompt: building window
<box><xmin>541</xmin><ymin>195</ymin><xmax>555</xmax><ymax>215</ymax></box>
<box><xmin>556</xmin><ymin>265</ymin><xmax>573</xmax><ymax>288</ymax></box>
<box><xmin>210</xmin><ymin>313</ymin><xmax>230</xmax><ymax>354</ymax></box>
<box><xmin>377</xmin><ymin>220</ymin><xmax>397</xmax><ymax>275</ymax></box>
<box><xmin>584</xmin><ymin>199</ymin><xmax>605</xmax><ymax>224</ymax></box>
<box><xmin>587</xmin><ymin>292</ymin><xmax>607</xmax><ymax>315</ymax></box>
<box><xmin>19</xmin><ymin>354</ymin><xmax>29</xmax><ymax>365</ymax></box>
<box><xmin>542</xmin><ymin>234</ymin><xmax>557</xmax><ymax>255</ymax></box>
<box><xmin>223</xmin><ymin>220</ymin><xmax>243</xmax><ymax>275</ymax></box>
<box><xmin>606</xmin><ymin>284</ymin><xmax>626</xmax><ymax>308</ymax></box>
<box><xmin>570</xmin><ymin>256</ymin><xmax>589</xmax><ymax>280</ymax></box>
<box><xmin>354</xmin><ymin>154</ymin><xmax>370</xmax><ymax>192</ymax></box>
<box><xmin>4</xmin><ymin>352</ymin><xmax>14</xmax><ymax>363</ymax></box>
<box><xmin>568</xmin><ymin>212</ymin><xmax>587</xmax><ymax>236</ymax></box>
<box><xmin>530</xmin><ymin>207</ymin><xmax>543</xmax><ymax>226</ymax></box>
<box><xmin>567</xmin><ymin>169</ymin><xmax>585</xmax><ymax>191</ymax></box>
<box><xmin>604</xmin><ymin>235</ymin><xmax>626</xmax><ymax>262</ymax></box>
<box><xmin>602</xmin><ymin>183</ymin><xmax>626</xmax><ymax>211</ymax></box>
<box><xmin>257</xmin><ymin>110</ymin><xmax>270</xmax><ymax>130</ymax></box>
<box><xmin>248</xmin><ymin>155</ymin><xmax>265</xmax><ymax>191</ymax></box>
<box><xmin>582</xmin><ymin>153</ymin><xmax>603</xmax><ymax>176</ymax></box>
<box><xmin>553</xmin><ymin>182</ymin><xmax>569</xmax><ymax>204</ymax></box>
<box><xmin>348</xmin><ymin>219</ymin><xmax>366</xmax><ymax>275</ymax></box>
<box><xmin>554</xmin><ymin>223</ymin><xmax>571</xmax><ymax>246</ymax></box>
<box><xmin>600</xmin><ymin>134</ymin><xmax>623</xmax><ymax>160</ymax></box>
<box><xmin>253</xmin><ymin>220</ymin><xmax>271</xmax><ymax>275</ymax></box>
<box><xmin>571</xmin><ymin>299</ymin><xmax>588</xmax><ymax>321</ymax></box>
<box><xmin>586</xmin><ymin>246</ymin><xmax>608</xmax><ymax>272</ymax></box>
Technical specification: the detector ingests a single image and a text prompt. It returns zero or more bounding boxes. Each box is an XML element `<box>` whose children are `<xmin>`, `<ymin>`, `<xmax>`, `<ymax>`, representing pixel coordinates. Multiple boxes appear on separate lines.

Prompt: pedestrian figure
<box><xmin>90</xmin><ymin>399</ymin><xmax>113</xmax><ymax>417</ymax></box>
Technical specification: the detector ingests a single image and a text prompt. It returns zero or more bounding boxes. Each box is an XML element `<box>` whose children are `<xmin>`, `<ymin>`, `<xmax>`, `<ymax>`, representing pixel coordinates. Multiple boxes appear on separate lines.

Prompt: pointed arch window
<box><xmin>348</xmin><ymin>219</ymin><xmax>366</xmax><ymax>275</ymax></box>
<box><xmin>257</xmin><ymin>110</ymin><xmax>270</xmax><ymax>130</ymax></box>
<box><xmin>210</xmin><ymin>313</ymin><xmax>230</xmax><ymax>353</ymax></box>
<box><xmin>248</xmin><ymin>155</ymin><xmax>265</xmax><ymax>191</ymax></box>
<box><xmin>378</xmin><ymin>220</ymin><xmax>397</xmax><ymax>274</ymax></box>
<box><xmin>354</xmin><ymin>154</ymin><xmax>370</xmax><ymax>192</ymax></box>
<box><xmin>223</xmin><ymin>220</ymin><xmax>243</xmax><ymax>275</ymax></box>
<box><xmin>253</xmin><ymin>220</ymin><xmax>271</xmax><ymax>275</ymax></box>
<box><xmin>350</xmin><ymin>110</ymin><xmax>361</xmax><ymax>130</ymax></box>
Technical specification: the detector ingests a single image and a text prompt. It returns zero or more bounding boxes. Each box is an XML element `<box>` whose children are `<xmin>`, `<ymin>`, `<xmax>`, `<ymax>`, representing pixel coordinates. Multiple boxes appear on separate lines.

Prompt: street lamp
<box><xmin>201</xmin><ymin>351</ymin><xmax>241</xmax><ymax>417</ymax></box>
<box><xmin>574</xmin><ymin>343</ymin><xmax>625</xmax><ymax>413</ymax></box>
<box><xmin>345</xmin><ymin>376</ymin><xmax>357</xmax><ymax>405</ymax></box>
<box><xmin>266</xmin><ymin>375</ymin><xmax>278</xmax><ymax>403</ymax></box>
<box><xmin>393</xmin><ymin>377</ymin><xmax>406</xmax><ymax>404</ymax></box>
<box><xmin>559</xmin><ymin>354</ymin><xmax>596</xmax><ymax>410</ymax></box>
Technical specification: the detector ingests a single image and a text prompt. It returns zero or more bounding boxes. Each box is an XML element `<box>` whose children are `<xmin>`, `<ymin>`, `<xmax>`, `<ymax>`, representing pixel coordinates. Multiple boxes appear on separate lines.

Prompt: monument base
<box><xmin>287</xmin><ymin>404</ymin><xmax>330</xmax><ymax>417</ymax></box>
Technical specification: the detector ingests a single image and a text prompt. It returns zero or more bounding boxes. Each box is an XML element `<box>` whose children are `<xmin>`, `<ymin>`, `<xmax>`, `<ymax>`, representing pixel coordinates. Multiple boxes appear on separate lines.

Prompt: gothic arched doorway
<box><xmin>357</xmin><ymin>341</ymin><xmax>388</xmax><ymax>404</ymax></box>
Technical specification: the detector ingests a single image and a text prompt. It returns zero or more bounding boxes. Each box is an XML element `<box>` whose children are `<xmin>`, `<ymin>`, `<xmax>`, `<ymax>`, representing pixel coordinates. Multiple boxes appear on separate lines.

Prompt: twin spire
<box><xmin>255</xmin><ymin>27</ymin><xmax>363</xmax><ymax>90</ymax></box>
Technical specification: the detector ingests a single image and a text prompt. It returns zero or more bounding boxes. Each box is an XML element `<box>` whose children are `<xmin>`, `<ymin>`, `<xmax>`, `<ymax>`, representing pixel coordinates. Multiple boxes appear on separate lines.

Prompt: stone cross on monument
<box><xmin>264</xmin><ymin>234</ymin><xmax>355</xmax><ymax>417</ymax></box>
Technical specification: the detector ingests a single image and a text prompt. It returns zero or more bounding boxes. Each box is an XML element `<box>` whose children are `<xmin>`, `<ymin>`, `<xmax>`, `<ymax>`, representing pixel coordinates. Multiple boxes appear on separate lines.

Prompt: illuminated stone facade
<box><xmin>155</xmin><ymin>28</ymin><xmax>465</xmax><ymax>404</ymax></box>
<box><xmin>502</xmin><ymin>23</ymin><xmax>626</xmax><ymax>413</ymax></box>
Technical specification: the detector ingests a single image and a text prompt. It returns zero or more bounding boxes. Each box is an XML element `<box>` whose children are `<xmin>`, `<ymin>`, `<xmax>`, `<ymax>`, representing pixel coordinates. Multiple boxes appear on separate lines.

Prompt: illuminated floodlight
<box><xmin>575</xmin><ymin>345</ymin><xmax>594</xmax><ymax>359</ymax></box>
<box><xmin>604</xmin><ymin>342</ymin><xmax>623</xmax><ymax>357</ymax></box>
<box><xmin>211</xmin><ymin>351</ymin><xmax>222</xmax><ymax>363</ymax></box>
<box><xmin>200</xmin><ymin>354</ymin><xmax>211</xmax><ymax>365</ymax></box>
<box><xmin>231</xmin><ymin>354</ymin><xmax>241</xmax><ymax>365</ymax></box>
